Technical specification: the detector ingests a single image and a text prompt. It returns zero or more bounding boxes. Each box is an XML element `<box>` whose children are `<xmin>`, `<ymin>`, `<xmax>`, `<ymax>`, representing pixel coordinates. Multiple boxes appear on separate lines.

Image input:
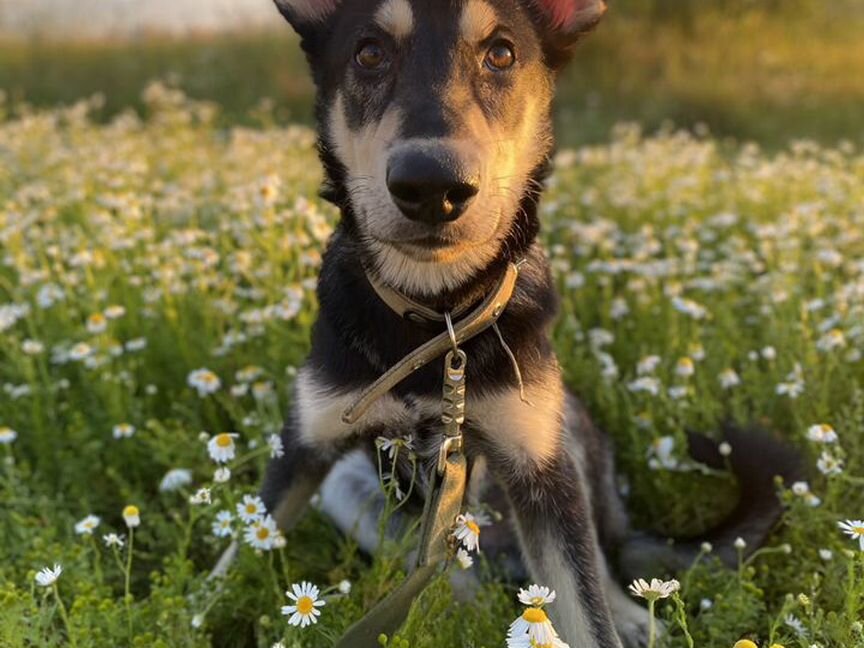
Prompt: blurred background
<box><xmin>0</xmin><ymin>0</ymin><xmax>862</xmax><ymax>147</ymax></box>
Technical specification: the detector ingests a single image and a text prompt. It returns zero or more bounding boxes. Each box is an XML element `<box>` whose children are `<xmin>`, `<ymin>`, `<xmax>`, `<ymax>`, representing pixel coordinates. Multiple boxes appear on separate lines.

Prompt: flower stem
<box><xmin>52</xmin><ymin>583</ymin><xmax>78</xmax><ymax>648</ymax></box>
<box><xmin>125</xmin><ymin>528</ymin><xmax>135</xmax><ymax>640</ymax></box>
<box><xmin>648</xmin><ymin>598</ymin><xmax>656</xmax><ymax>648</ymax></box>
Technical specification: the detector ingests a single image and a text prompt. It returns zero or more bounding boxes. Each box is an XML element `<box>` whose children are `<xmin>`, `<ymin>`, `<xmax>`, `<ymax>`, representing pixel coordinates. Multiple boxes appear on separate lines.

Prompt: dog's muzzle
<box><xmin>386</xmin><ymin>144</ymin><xmax>480</xmax><ymax>225</ymax></box>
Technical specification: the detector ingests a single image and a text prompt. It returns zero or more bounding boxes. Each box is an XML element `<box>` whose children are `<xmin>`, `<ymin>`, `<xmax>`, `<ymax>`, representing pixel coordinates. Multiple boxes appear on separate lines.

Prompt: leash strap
<box><xmin>334</xmin><ymin>453</ymin><xmax>468</xmax><ymax>648</ymax></box>
<box><xmin>342</xmin><ymin>262</ymin><xmax>521</xmax><ymax>425</ymax></box>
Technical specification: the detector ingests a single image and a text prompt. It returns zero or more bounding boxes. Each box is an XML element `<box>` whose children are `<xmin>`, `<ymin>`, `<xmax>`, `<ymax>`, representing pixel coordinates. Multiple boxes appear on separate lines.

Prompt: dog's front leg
<box><xmin>476</xmin><ymin>380</ymin><xmax>622</xmax><ymax>648</ymax></box>
<box><xmin>495</xmin><ymin>450</ymin><xmax>622</xmax><ymax>648</ymax></box>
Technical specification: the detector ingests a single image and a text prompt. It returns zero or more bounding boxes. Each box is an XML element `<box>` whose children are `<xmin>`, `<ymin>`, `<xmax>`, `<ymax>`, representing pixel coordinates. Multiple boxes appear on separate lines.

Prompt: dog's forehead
<box><xmin>335</xmin><ymin>0</ymin><xmax>532</xmax><ymax>38</ymax></box>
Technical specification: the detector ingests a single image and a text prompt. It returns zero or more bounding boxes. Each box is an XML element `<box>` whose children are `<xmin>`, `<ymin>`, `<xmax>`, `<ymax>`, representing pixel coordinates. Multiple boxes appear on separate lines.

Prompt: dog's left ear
<box><xmin>531</xmin><ymin>0</ymin><xmax>607</xmax><ymax>62</ymax></box>
<box><xmin>273</xmin><ymin>0</ymin><xmax>339</xmax><ymax>47</ymax></box>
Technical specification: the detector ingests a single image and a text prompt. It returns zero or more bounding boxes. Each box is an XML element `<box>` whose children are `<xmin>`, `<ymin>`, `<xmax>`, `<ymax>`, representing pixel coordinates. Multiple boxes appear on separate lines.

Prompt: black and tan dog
<box><xmin>261</xmin><ymin>1</ymin><xmax>802</xmax><ymax>646</ymax></box>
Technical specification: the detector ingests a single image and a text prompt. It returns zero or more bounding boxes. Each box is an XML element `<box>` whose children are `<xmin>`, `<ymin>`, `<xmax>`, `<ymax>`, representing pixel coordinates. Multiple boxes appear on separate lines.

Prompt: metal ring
<box><xmin>444</xmin><ymin>311</ymin><xmax>459</xmax><ymax>356</ymax></box>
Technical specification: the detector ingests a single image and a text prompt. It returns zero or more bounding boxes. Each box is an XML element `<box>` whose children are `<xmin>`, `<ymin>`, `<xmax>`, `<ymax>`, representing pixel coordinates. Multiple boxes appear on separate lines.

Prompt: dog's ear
<box><xmin>273</xmin><ymin>0</ymin><xmax>339</xmax><ymax>43</ymax></box>
<box><xmin>531</xmin><ymin>0</ymin><xmax>607</xmax><ymax>62</ymax></box>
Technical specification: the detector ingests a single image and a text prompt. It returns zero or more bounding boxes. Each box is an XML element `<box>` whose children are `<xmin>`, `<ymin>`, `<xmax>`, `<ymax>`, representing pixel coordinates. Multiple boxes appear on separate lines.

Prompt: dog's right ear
<box><xmin>273</xmin><ymin>0</ymin><xmax>339</xmax><ymax>44</ymax></box>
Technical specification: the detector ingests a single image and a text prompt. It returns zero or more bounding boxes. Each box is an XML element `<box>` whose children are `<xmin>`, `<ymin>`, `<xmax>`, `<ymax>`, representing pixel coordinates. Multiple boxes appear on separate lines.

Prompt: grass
<box><xmin>0</xmin><ymin>87</ymin><xmax>863</xmax><ymax>648</ymax></box>
<box><xmin>1</xmin><ymin>5</ymin><xmax>864</xmax><ymax>148</ymax></box>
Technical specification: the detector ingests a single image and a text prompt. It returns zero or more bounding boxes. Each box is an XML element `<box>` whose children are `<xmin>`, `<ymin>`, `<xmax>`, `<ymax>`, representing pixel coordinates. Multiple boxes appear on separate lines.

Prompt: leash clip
<box><xmin>438</xmin><ymin>344</ymin><xmax>467</xmax><ymax>475</ymax></box>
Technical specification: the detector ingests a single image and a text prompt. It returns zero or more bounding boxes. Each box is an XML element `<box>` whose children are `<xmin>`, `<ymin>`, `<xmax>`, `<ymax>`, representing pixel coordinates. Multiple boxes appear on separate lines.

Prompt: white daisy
<box><xmin>267</xmin><ymin>434</ymin><xmax>285</xmax><ymax>459</ymax></box>
<box><xmin>86</xmin><ymin>313</ymin><xmax>108</xmax><ymax>334</ymax></box>
<box><xmin>237</xmin><ymin>494</ymin><xmax>266</xmax><ymax>523</ymax></box>
<box><xmin>817</xmin><ymin>451</ymin><xmax>844</xmax><ymax>476</ymax></box>
<box><xmin>455</xmin><ymin>548</ymin><xmax>474</xmax><ymax>570</ymax></box>
<box><xmin>375</xmin><ymin>434</ymin><xmax>414</xmax><ymax>460</ymax></box>
<box><xmin>189</xmin><ymin>488</ymin><xmax>212</xmax><ymax>505</ymax></box>
<box><xmin>838</xmin><ymin>520</ymin><xmax>864</xmax><ymax>551</ymax></box>
<box><xmin>807</xmin><ymin>424</ymin><xmax>839</xmax><ymax>444</ymax></box>
<box><xmin>35</xmin><ymin>564</ymin><xmax>63</xmax><ymax>587</ymax></box>
<box><xmin>518</xmin><ymin>584</ymin><xmax>557</xmax><ymax>607</ymax></box>
<box><xmin>112</xmin><ymin>423</ymin><xmax>136</xmax><ymax>439</ymax></box>
<box><xmin>281</xmin><ymin>582</ymin><xmax>326</xmax><ymax>628</ymax></box>
<box><xmin>122</xmin><ymin>505</ymin><xmax>141</xmax><ymax>528</ymax></box>
<box><xmin>214</xmin><ymin>467</ymin><xmax>231</xmax><ymax>483</ymax></box>
<box><xmin>212</xmin><ymin>511</ymin><xmax>234</xmax><ymax>538</ymax></box>
<box><xmin>628</xmin><ymin>578</ymin><xmax>680</xmax><ymax>601</ymax></box>
<box><xmin>159</xmin><ymin>468</ymin><xmax>193</xmax><ymax>492</ymax></box>
<box><xmin>244</xmin><ymin>514</ymin><xmax>278</xmax><ymax>550</ymax></box>
<box><xmin>508</xmin><ymin>607</ymin><xmax>563</xmax><ymax>647</ymax></box>
<box><xmin>207</xmin><ymin>433</ymin><xmax>238</xmax><ymax>464</ymax></box>
<box><xmin>104</xmin><ymin>305</ymin><xmax>126</xmax><ymax>320</ymax></box>
<box><xmin>187</xmin><ymin>368</ymin><xmax>222</xmax><ymax>397</ymax></box>
<box><xmin>0</xmin><ymin>426</ymin><xmax>17</xmax><ymax>444</ymax></box>
<box><xmin>338</xmin><ymin>580</ymin><xmax>352</xmax><ymax>595</ymax></box>
<box><xmin>74</xmin><ymin>514</ymin><xmax>101</xmax><ymax>535</ymax></box>
<box><xmin>452</xmin><ymin>512</ymin><xmax>486</xmax><ymax>552</ymax></box>
<box><xmin>103</xmin><ymin>533</ymin><xmax>125</xmax><ymax>548</ymax></box>
<box><xmin>719</xmin><ymin>368</ymin><xmax>741</xmax><ymax>389</ymax></box>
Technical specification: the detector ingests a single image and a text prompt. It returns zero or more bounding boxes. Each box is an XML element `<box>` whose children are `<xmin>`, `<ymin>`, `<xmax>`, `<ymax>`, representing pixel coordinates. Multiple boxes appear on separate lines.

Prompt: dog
<box><xmin>261</xmin><ymin>1</ymin><xmax>803</xmax><ymax>646</ymax></box>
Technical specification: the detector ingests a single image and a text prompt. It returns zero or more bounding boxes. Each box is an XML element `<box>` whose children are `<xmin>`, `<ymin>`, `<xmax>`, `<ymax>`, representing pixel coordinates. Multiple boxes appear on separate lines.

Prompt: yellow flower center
<box><xmin>733</xmin><ymin>641</ymin><xmax>758</xmax><ymax>648</ymax></box>
<box><xmin>256</xmin><ymin>527</ymin><xmax>271</xmax><ymax>541</ymax></box>
<box><xmin>215</xmin><ymin>434</ymin><xmax>233</xmax><ymax>448</ymax></box>
<box><xmin>123</xmin><ymin>505</ymin><xmax>139</xmax><ymax>518</ymax></box>
<box><xmin>852</xmin><ymin>526</ymin><xmax>864</xmax><ymax>535</ymax></box>
<box><xmin>297</xmin><ymin>596</ymin><xmax>314</xmax><ymax>615</ymax></box>
<box><xmin>246</xmin><ymin>504</ymin><xmax>258</xmax><ymax>514</ymax></box>
<box><xmin>466</xmin><ymin>521</ymin><xmax>480</xmax><ymax>536</ymax></box>
<box><xmin>522</xmin><ymin>607</ymin><xmax>548</xmax><ymax>624</ymax></box>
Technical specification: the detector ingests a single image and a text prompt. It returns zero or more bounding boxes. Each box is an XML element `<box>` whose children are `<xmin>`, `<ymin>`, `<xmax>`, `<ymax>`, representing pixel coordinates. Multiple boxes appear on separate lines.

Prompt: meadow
<box><xmin>1</xmin><ymin>80</ymin><xmax>863</xmax><ymax>647</ymax></box>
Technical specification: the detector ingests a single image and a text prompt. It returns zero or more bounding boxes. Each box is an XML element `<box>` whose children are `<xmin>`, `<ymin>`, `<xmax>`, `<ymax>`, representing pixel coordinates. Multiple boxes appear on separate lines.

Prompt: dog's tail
<box><xmin>617</xmin><ymin>424</ymin><xmax>806</xmax><ymax>581</ymax></box>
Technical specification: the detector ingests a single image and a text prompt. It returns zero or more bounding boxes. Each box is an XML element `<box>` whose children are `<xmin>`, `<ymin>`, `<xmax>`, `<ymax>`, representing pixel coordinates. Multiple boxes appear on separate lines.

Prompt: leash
<box><xmin>334</xmin><ymin>261</ymin><xmax>523</xmax><ymax>648</ymax></box>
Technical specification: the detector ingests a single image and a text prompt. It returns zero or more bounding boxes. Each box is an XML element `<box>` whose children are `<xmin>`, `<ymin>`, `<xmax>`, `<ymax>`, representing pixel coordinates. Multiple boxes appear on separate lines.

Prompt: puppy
<box><xmin>261</xmin><ymin>2</ymin><xmax>802</xmax><ymax>645</ymax></box>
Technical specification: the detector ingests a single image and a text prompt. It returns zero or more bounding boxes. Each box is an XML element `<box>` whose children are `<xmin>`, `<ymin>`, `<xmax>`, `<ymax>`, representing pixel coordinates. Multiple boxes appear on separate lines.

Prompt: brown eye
<box><xmin>485</xmin><ymin>41</ymin><xmax>516</xmax><ymax>71</ymax></box>
<box><xmin>355</xmin><ymin>40</ymin><xmax>387</xmax><ymax>70</ymax></box>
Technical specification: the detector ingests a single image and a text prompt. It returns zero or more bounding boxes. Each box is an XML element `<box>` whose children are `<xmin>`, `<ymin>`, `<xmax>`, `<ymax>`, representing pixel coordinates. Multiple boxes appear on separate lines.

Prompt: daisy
<box><xmin>806</xmin><ymin>424</ymin><xmax>838</xmax><ymax>444</ymax></box>
<box><xmin>508</xmin><ymin>606</ymin><xmax>562</xmax><ymax>646</ymax></box>
<box><xmin>74</xmin><ymin>515</ymin><xmax>101</xmax><ymax>535</ymax></box>
<box><xmin>212</xmin><ymin>511</ymin><xmax>234</xmax><ymax>538</ymax></box>
<box><xmin>0</xmin><ymin>426</ymin><xmax>17</xmax><ymax>444</ymax></box>
<box><xmin>112</xmin><ymin>423</ymin><xmax>136</xmax><ymax>439</ymax></box>
<box><xmin>675</xmin><ymin>357</ymin><xmax>695</xmax><ymax>378</ymax></box>
<box><xmin>159</xmin><ymin>468</ymin><xmax>193</xmax><ymax>492</ymax></box>
<box><xmin>244</xmin><ymin>514</ymin><xmax>278</xmax><ymax>550</ymax></box>
<box><xmin>122</xmin><ymin>505</ymin><xmax>141</xmax><ymax>528</ymax></box>
<box><xmin>214</xmin><ymin>467</ymin><xmax>231</xmax><ymax>483</ymax></box>
<box><xmin>86</xmin><ymin>313</ymin><xmax>108</xmax><ymax>334</ymax></box>
<box><xmin>518</xmin><ymin>584</ymin><xmax>557</xmax><ymax>607</ymax></box>
<box><xmin>627</xmin><ymin>578</ymin><xmax>680</xmax><ymax>601</ymax></box>
<box><xmin>375</xmin><ymin>434</ymin><xmax>414</xmax><ymax>460</ymax></box>
<box><xmin>104</xmin><ymin>305</ymin><xmax>126</xmax><ymax>320</ymax></box>
<box><xmin>817</xmin><ymin>451</ymin><xmax>844</xmax><ymax>476</ymax></box>
<box><xmin>455</xmin><ymin>548</ymin><xmax>474</xmax><ymax>570</ymax></box>
<box><xmin>207</xmin><ymin>433</ymin><xmax>238</xmax><ymax>464</ymax></box>
<box><xmin>281</xmin><ymin>581</ymin><xmax>326</xmax><ymax>628</ymax></box>
<box><xmin>719</xmin><ymin>368</ymin><xmax>741</xmax><ymax>389</ymax></box>
<box><xmin>21</xmin><ymin>339</ymin><xmax>44</xmax><ymax>355</ymax></box>
<box><xmin>187</xmin><ymin>368</ymin><xmax>222</xmax><ymax>397</ymax></box>
<box><xmin>838</xmin><ymin>520</ymin><xmax>864</xmax><ymax>551</ymax></box>
<box><xmin>237</xmin><ymin>494</ymin><xmax>266</xmax><ymax>523</ymax></box>
<box><xmin>35</xmin><ymin>564</ymin><xmax>63</xmax><ymax>587</ymax></box>
<box><xmin>452</xmin><ymin>512</ymin><xmax>486</xmax><ymax>552</ymax></box>
<box><xmin>68</xmin><ymin>342</ymin><xmax>93</xmax><ymax>361</ymax></box>
<box><xmin>267</xmin><ymin>434</ymin><xmax>285</xmax><ymax>459</ymax></box>
<box><xmin>637</xmin><ymin>355</ymin><xmax>661</xmax><ymax>375</ymax></box>
<box><xmin>338</xmin><ymin>580</ymin><xmax>352</xmax><ymax>595</ymax></box>
<box><xmin>103</xmin><ymin>533</ymin><xmax>125</xmax><ymax>548</ymax></box>
<box><xmin>189</xmin><ymin>488</ymin><xmax>212</xmax><ymax>505</ymax></box>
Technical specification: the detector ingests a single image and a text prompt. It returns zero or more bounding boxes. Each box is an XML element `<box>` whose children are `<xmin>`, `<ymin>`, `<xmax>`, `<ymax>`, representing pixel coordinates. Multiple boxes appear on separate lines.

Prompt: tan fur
<box><xmin>375</xmin><ymin>0</ymin><xmax>415</xmax><ymax>39</ymax></box>
<box><xmin>295</xmin><ymin>367</ymin><xmax>410</xmax><ymax>445</ymax></box>
<box><xmin>468</xmin><ymin>365</ymin><xmax>565</xmax><ymax>468</ymax></box>
<box><xmin>459</xmin><ymin>0</ymin><xmax>498</xmax><ymax>42</ymax></box>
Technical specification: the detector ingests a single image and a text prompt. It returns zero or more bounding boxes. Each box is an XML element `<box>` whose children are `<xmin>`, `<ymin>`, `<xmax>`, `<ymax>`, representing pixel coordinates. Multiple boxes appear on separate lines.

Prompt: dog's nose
<box><xmin>387</xmin><ymin>149</ymin><xmax>480</xmax><ymax>224</ymax></box>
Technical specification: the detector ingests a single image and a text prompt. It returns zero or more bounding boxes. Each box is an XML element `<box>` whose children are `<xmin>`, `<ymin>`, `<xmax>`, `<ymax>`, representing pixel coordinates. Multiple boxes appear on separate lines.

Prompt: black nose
<box><xmin>387</xmin><ymin>148</ymin><xmax>480</xmax><ymax>224</ymax></box>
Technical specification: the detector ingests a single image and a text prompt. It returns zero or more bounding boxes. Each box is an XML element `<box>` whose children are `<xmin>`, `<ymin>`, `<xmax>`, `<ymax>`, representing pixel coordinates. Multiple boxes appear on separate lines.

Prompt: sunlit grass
<box><xmin>0</xmin><ymin>88</ymin><xmax>862</xmax><ymax>647</ymax></box>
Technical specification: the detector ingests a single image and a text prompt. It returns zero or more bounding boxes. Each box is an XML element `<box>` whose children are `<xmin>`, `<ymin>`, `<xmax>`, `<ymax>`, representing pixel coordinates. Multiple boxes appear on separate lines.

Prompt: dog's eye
<box><xmin>355</xmin><ymin>40</ymin><xmax>388</xmax><ymax>71</ymax></box>
<box><xmin>484</xmin><ymin>41</ymin><xmax>516</xmax><ymax>71</ymax></box>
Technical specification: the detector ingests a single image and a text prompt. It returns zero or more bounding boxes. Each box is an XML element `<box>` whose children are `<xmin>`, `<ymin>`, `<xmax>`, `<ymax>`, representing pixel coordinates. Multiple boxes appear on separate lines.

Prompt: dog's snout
<box><xmin>387</xmin><ymin>148</ymin><xmax>480</xmax><ymax>225</ymax></box>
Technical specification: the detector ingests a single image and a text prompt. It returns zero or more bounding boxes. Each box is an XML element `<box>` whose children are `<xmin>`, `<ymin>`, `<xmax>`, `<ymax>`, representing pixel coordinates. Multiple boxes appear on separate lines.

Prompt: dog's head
<box><xmin>275</xmin><ymin>0</ymin><xmax>606</xmax><ymax>295</ymax></box>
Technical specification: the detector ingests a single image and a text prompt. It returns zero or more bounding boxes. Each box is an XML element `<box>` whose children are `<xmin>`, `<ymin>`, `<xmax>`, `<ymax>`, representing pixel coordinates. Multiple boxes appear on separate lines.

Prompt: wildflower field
<box><xmin>1</xmin><ymin>86</ymin><xmax>863</xmax><ymax>648</ymax></box>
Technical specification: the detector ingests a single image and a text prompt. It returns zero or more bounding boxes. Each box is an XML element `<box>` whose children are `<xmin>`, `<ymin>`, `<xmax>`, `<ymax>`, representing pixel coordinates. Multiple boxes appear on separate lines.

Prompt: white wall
<box><xmin>0</xmin><ymin>0</ymin><xmax>281</xmax><ymax>38</ymax></box>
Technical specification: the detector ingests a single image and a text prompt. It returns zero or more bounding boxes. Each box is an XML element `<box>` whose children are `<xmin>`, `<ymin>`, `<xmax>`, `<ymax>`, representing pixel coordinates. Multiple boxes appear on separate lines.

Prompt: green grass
<box><xmin>0</xmin><ymin>89</ymin><xmax>863</xmax><ymax>648</ymax></box>
<box><xmin>1</xmin><ymin>5</ymin><xmax>863</xmax><ymax>148</ymax></box>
